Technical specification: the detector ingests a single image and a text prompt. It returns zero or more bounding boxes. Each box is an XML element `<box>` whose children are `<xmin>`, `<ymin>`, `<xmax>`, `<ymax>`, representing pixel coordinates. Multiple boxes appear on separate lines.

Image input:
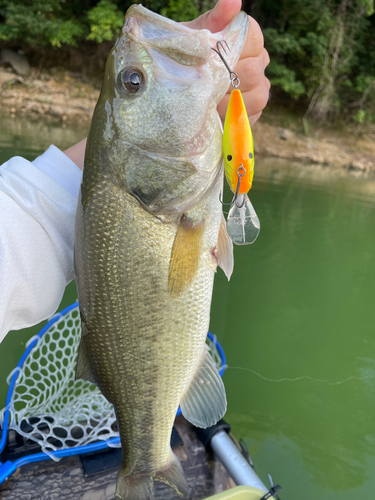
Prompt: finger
<box><xmin>183</xmin><ymin>0</ymin><xmax>241</xmax><ymax>32</ymax></box>
<box><xmin>232</xmin><ymin>50</ymin><xmax>268</xmax><ymax>92</ymax></box>
<box><xmin>249</xmin><ymin>111</ymin><xmax>262</xmax><ymax>126</ymax></box>
<box><xmin>263</xmin><ymin>48</ymin><xmax>270</xmax><ymax>68</ymax></box>
<box><xmin>217</xmin><ymin>76</ymin><xmax>270</xmax><ymax>121</ymax></box>
<box><xmin>239</xmin><ymin>16</ymin><xmax>264</xmax><ymax>59</ymax></box>
<box><xmin>241</xmin><ymin>76</ymin><xmax>270</xmax><ymax>115</ymax></box>
<box><xmin>231</xmin><ymin>49</ymin><xmax>270</xmax><ymax>93</ymax></box>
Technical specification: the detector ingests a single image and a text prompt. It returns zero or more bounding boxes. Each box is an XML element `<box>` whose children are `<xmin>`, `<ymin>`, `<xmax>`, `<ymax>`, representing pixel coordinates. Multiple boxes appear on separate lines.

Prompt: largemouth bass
<box><xmin>74</xmin><ymin>5</ymin><xmax>248</xmax><ymax>499</ymax></box>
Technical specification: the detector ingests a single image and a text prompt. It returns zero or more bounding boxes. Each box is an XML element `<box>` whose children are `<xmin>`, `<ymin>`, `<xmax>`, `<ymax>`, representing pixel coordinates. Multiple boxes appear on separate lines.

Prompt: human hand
<box><xmin>183</xmin><ymin>0</ymin><xmax>270</xmax><ymax>125</ymax></box>
<box><xmin>64</xmin><ymin>138</ymin><xmax>87</xmax><ymax>170</ymax></box>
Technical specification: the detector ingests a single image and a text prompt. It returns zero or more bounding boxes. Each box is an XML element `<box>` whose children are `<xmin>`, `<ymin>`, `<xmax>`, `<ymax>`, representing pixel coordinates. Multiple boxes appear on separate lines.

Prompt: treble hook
<box><xmin>219</xmin><ymin>166</ymin><xmax>246</xmax><ymax>207</ymax></box>
<box><xmin>212</xmin><ymin>40</ymin><xmax>240</xmax><ymax>89</ymax></box>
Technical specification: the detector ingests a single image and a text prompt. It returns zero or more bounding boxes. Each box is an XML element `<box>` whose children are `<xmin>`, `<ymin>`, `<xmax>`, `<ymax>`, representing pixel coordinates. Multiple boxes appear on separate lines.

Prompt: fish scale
<box><xmin>78</xmin><ymin>182</ymin><xmax>213</xmax><ymax>469</ymax></box>
<box><xmin>74</xmin><ymin>5</ymin><xmax>248</xmax><ymax>499</ymax></box>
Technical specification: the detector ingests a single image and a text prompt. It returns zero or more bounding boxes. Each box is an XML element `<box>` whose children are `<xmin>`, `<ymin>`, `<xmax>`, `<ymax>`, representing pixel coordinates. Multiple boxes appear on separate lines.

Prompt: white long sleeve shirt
<box><xmin>0</xmin><ymin>145</ymin><xmax>82</xmax><ymax>343</ymax></box>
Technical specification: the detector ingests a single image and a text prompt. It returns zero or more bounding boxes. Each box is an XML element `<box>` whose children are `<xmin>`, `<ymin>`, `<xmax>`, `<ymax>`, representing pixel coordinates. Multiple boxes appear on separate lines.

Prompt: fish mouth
<box><xmin>122</xmin><ymin>4</ymin><xmax>249</xmax><ymax>104</ymax></box>
<box><xmin>123</xmin><ymin>5</ymin><xmax>212</xmax><ymax>66</ymax></box>
<box><xmin>107</xmin><ymin>6</ymin><xmax>248</xmax><ymax>159</ymax></box>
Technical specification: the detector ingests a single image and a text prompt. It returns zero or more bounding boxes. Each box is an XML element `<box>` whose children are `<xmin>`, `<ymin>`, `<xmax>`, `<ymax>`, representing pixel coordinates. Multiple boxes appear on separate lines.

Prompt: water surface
<box><xmin>211</xmin><ymin>159</ymin><xmax>375</xmax><ymax>499</ymax></box>
<box><xmin>1</xmin><ymin>117</ymin><xmax>375</xmax><ymax>499</ymax></box>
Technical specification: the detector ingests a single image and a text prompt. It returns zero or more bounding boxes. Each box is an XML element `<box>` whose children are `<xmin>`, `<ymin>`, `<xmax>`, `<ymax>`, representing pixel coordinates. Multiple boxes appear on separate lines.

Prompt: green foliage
<box><xmin>354</xmin><ymin>75</ymin><xmax>375</xmax><ymax>93</ymax></box>
<box><xmin>263</xmin><ymin>28</ymin><xmax>303</xmax><ymax>55</ymax></box>
<box><xmin>160</xmin><ymin>0</ymin><xmax>215</xmax><ymax>22</ymax></box>
<box><xmin>50</xmin><ymin>20</ymin><xmax>84</xmax><ymax>48</ymax></box>
<box><xmin>353</xmin><ymin>109</ymin><xmax>366</xmax><ymax>123</ymax></box>
<box><xmin>0</xmin><ymin>0</ymin><xmax>128</xmax><ymax>47</ymax></box>
<box><xmin>161</xmin><ymin>0</ymin><xmax>200</xmax><ymax>21</ymax></box>
<box><xmin>0</xmin><ymin>0</ymin><xmax>64</xmax><ymax>46</ymax></box>
<box><xmin>266</xmin><ymin>60</ymin><xmax>305</xmax><ymax>99</ymax></box>
<box><xmin>252</xmin><ymin>0</ymin><xmax>375</xmax><ymax>122</ymax></box>
<box><xmin>0</xmin><ymin>0</ymin><xmax>374</xmax><ymax>123</ymax></box>
<box><xmin>0</xmin><ymin>0</ymin><xmax>215</xmax><ymax>46</ymax></box>
<box><xmin>363</xmin><ymin>0</ymin><xmax>375</xmax><ymax>16</ymax></box>
<box><xmin>87</xmin><ymin>0</ymin><xmax>124</xmax><ymax>43</ymax></box>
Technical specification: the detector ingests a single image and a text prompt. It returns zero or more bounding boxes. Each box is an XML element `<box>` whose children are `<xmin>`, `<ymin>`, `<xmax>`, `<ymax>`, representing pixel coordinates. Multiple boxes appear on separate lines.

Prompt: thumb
<box><xmin>183</xmin><ymin>0</ymin><xmax>242</xmax><ymax>33</ymax></box>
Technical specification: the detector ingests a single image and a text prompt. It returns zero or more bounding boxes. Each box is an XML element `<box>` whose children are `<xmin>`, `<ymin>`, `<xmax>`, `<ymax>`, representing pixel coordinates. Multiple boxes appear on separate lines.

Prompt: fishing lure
<box><xmin>213</xmin><ymin>41</ymin><xmax>260</xmax><ymax>245</ymax></box>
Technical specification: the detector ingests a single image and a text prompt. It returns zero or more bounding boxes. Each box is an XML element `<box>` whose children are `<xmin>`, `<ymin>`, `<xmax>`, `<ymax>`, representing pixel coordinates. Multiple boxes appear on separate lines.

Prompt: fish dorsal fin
<box><xmin>180</xmin><ymin>345</ymin><xmax>227</xmax><ymax>428</ymax></box>
<box><xmin>75</xmin><ymin>338</ymin><xmax>96</xmax><ymax>385</ymax></box>
<box><xmin>217</xmin><ymin>213</ymin><xmax>234</xmax><ymax>280</ymax></box>
<box><xmin>168</xmin><ymin>215</ymin><xmax>204</xmax><ymax>297</ymax></box>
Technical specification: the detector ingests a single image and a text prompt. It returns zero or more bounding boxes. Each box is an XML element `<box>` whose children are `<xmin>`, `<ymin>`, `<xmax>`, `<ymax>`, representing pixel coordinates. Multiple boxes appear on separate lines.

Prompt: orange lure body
<box><xmin>222</xmin><ymin>89</ymin><xmax>254</xmax><ymax>194</ymax></box>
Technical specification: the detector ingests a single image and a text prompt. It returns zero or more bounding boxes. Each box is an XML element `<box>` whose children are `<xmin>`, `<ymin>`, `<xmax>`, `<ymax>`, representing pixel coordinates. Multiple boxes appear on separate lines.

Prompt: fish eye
<box><xmin>249</xmin><ymin>152</ymin><xmax>253</xmax><ymax>159</ymax></box>
<box><xmin>119</xmin><ymin>68</ymin><xmax>144</xmax><ymax>93</ymax></box>
<box><xmin>227</xmin><ymin>155</ymin><xmax>232</xmax><ymax>161</ymax></box>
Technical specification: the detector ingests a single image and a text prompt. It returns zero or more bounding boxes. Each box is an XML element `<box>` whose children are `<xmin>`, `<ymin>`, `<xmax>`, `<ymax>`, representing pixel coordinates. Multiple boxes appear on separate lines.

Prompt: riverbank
<box><xmin>0</xmin><ymin>68</ymin><xmax>98</xmax><ymax>124</ymax></box>
<box><xmin>1</xmin><ymin>67</ymin><xmax>374</xmax><ymax>174</ymax></box>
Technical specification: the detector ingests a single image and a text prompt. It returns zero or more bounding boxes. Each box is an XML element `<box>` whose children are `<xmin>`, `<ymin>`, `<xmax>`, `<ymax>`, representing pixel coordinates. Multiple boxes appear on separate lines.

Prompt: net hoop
<box><xmin>0</xmin><ymin>302</ymin><xmax>226</xmax><ymax>472</ymax></box>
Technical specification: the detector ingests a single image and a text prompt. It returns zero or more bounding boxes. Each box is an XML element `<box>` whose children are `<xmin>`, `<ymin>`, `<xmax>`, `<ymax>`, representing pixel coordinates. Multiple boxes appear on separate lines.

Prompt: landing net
<box><xmin>0</xmin><ymin>303</ymin><xmax>226</xmax><ymax>457</ymax></box>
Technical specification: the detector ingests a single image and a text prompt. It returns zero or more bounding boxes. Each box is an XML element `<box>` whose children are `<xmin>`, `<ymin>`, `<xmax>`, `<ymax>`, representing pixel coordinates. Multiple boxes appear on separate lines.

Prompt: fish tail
<box><xmin>115</xmin><ymin>452</ymin><xmax>188</xmax><ymax>499</ymax></box>
<box><xmin>155</xmin><ymin>451</ymin><xmax>188</xmax><ymax>497</ymax></box>
<box><xmin>155</xmin><ymin>450</ymin><xmax>189</xmax><ymax>498</ymax></box>
<box><xmin>115</xmin><ymin>468</ymin><xmax>154</xmax><ymax>500</ymax></box>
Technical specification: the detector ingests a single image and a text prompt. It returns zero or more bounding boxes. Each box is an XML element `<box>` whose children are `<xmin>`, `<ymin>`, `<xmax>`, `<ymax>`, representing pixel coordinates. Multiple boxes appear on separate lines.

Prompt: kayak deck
<box><xmin>0</xmin><ymin>416</ymin><xmax>236</xmax><ymax>500</ymax></box>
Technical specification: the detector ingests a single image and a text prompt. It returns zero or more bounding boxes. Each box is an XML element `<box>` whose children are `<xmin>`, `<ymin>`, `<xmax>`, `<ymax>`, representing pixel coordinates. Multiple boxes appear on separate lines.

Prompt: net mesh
<box><xmin>1</xmin><ymin>304</ymin><xmax>224</xmax><ymax>456</ymax></box>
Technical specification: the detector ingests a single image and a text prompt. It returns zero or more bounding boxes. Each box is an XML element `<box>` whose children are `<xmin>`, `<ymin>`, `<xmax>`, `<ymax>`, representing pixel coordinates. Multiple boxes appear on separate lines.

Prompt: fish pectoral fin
<box><xmin>155</xmin><ymin>452</ymin><xmax>188</xmax><ymax>497</ymax></box>
<box><xmin>180</xmin><ymin>346</ymin><xmax>227</xmax><ymax>428</ymax></box>
<box><xmin>75</xmin><ymin>340</ymin><xmax>96</xmax><ymax>385</ymax></box>
<box><xmin>168</xmin><ymin>215</ymin><xmax>205</xmax><ymax>297</ymax></box>
<box><xmin>217</xmin><ymin>213</ymin><xmax>234</xmax><ymax>280</ymax></box>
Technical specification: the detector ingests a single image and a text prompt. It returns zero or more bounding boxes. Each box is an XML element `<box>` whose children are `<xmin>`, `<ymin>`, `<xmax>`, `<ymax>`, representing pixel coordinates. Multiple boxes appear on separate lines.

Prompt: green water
<box><xmin>1</xmin><ymin>117</ymin><xmax>375</xmax><ymax>499</ymax></box>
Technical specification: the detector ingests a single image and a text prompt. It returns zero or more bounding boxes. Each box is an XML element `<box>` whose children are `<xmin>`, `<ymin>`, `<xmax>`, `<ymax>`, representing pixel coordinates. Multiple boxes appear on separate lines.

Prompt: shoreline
<box><xmin>0</xmin><ymin>69</ymin><xmax>98</xmax><ymax>125</ymax></box>
<box><xmin>1</xmin><ymin>68</ymin><xmax>374</xmax><ymax>175</ymax></box>
<box><xmin>253</xmin><ymin>119</ymin><xmax>375</xmax><ymax>175</ymax></box>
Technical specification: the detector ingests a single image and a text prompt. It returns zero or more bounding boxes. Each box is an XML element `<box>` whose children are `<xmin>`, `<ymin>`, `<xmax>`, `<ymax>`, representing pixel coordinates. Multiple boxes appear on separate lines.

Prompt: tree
<box><xmin>304</xmin><ymin>0</ymin><xmax>375</xmax><ymax>123</ymax></box>
<box><xmin>249</xmin><ymin>0</ymin><xmax>375</xmax><ymax>123</ymax></box>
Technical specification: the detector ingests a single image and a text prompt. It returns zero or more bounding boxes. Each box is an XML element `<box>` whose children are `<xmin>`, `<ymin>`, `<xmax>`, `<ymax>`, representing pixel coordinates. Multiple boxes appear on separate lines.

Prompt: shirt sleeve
<box><xmin>0</xmin><ymin>146</ymin><xmax>82</xmax><ymax>343</ymax></box>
